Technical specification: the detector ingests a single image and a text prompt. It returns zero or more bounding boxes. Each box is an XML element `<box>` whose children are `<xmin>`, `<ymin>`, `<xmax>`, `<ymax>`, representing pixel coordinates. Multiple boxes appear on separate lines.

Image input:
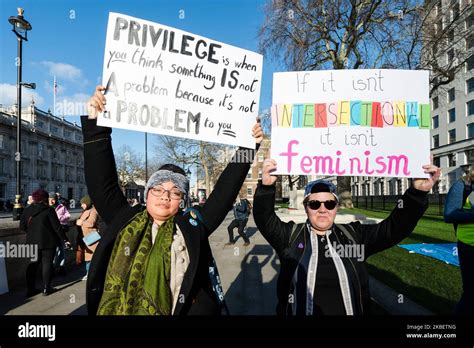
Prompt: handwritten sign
<box><xmin>271</xmin><ymin>70</ymin><xmax>431</xmax><ymax>178</ymax></box>
<box><xmin>98</xmin><ymin>12</ymin><xmax>263</xmax><ymax>148</ymax></box>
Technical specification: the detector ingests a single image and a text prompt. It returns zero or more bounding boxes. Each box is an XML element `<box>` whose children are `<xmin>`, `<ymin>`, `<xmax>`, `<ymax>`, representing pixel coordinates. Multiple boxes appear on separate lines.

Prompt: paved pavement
<box><xmin>0</xmin><ymin>210</ymin><xmax>432</xmax><ymax>315</ymax></box>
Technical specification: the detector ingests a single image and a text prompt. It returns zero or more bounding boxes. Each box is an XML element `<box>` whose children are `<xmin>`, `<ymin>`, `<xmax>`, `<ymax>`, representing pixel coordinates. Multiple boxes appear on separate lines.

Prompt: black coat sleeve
<box><xmin>80</xmin><ymin>116</ymin><xmax>129</xmax><ymax>225</ymax></box>
<box><xmin>200</xmin><ymin>145</ymin><xmax>259</xmax><ymax>235</ymax></box>
<box><xmin>252</xmin><ymin>182</ymin><xmax>295</xmax><ymax>255</ymax></box>
<box><xmin>350</xmin><ymin>186</ymin><xmax>429</xmax><ymax>257</ymax></box>
<box><xmin>19</xmin><ymin>209</ymin><xmax>28</xmax><ymax>232</ymax></box>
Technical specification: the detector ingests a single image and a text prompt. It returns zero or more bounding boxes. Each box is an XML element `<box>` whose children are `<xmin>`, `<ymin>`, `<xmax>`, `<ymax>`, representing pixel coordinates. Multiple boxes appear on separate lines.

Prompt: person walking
<box><xmin>76</xmin><ymin>195</ymin><xmax>100</xmax><ymax>281</ymax></box>
<box><xmin>226</xmin><ymin>197</ymin><xmax>251</xmax><ymax>246</ymax></box>
<box><xmin>49</xmin><ymin>193</ymin><xmax>70</xmax><ymax>276</ymax></box>
<box><xmin>20</xmin><ymin>189</ymin><xmax>71</xmax><ymax>296</ymax></box>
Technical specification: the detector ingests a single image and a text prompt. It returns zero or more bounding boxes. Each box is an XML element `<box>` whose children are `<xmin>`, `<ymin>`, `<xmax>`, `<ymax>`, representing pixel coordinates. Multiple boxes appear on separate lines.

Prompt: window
<box><xmin>0</xmin><ymin>135</ymin><xmax>3</xmax><ymax>149</ymax></box>
<box><xmin>448</xmin><ymin>88</ymin><xmax>455</xmax><ymax>102</ymax></box>
<box><xmin>447</xmin><ymin>49</ymin><xmax>454</xmax><ymax>63</ymax></box>
<box><xmin>433</xmin><ymin>116</ymin><xmax>439</xmax><ymax>129</ymax></box>
<box><xmin>448</xmin><ymin>154</ymin><xmax>457</xmax><ymax>167</ymax></box>
<box><xmin>0</xmin><ymin>183</ymin><xmax>5</xmax><ymax>198</ymax></box>
<box><xmin>468</xmin><ymin>100</ymin><xmax>474</xmax><ymax>116</ymax></box>
<box><xmin>448</xmin><ymin>108</ymin><xmax>456</xmax><ymax>122</ymax></box>
<box><xmin>257</xmin><ymin>152</ymin><xmax>264</xmax><ymax>162</ymax></box>
<box><xmin>447</xmin><ymin>29</ymin><xmax>454</xmax><ymax>44</ymax></box>
<box><xmin>247</xmin><ymin>186</ymin><xmax>253</xmax><ymax>196</ymax></box>
<box><xmin>451</xmin><ymin>1</ymin><xmax>460</xmax><ymax>21</ymax></box>
<box><xmin>468</xmin><ymin>78</ymin><xmax>474</xmax><ymax>93</ymax></box>
<box><xmin>467</xmin><ymin>34</ymin><xmax>474</xmax><ymax>50</ymax></box>
<box><xmin>36</xmin><ymin>120</ymin><xmax>44</xmax><ymax>129</ymax></box>
<box><xmin>433</xmin><ymin>134</ymin><xmax>440</xmax><ymax>148</ymax></box>
<box><xmin>467</xmin><ymin>55</ymin><xmax>474</xmax><ymax>71</ymax></box>
<box><xmin>468</xmin><ymin>123</ymin><xmax>474</xmax><ymax>138</ymax></box>
<box><xmin>51</xmin><ymin>126</ymin><xmax>59</xmax><ymax>134</ymax></box>
<box><xmin>246</xmin><ymin>171</ymin><xmax>252</xmax><ymax>179</ymax></box>
<box><xmin>258</xmin><ymin>170</ymin><xmax>262</xmax><ymax>179</ymax></box>
<box><xmin>467</xmin><ymin>12</ymin><xmax>474</xmax><ymax>28</ymax></box>
<box><xmin>436</xmin><ymin>18</ymin><xmax>443</xmax><ymax>34</ymax></box>
<box><xmin>468</xmin><ymin>149</ymin><xmax>474</xmax><ymax>163</ymax></box>
<box><xmin>0</xmin><ymin>158</ymin><xmax>4</xmax><ymax>174</ymax></box>
<box><xmin>448</xmin><ymin>129</ymin><xmax>456</xmax><ymax>143</ymax></box>
<box><xmin>22</xmin><ymin>161</ymin><xmax>28</xmax><ymax>176</ymax></box>
<box><xmin>38</xmin><ymin>144</ymin><xmax>45</xmax><ymax>158</ymax></box>
<box><xmin>433</xmin><ymin>96</ymin><xmax>439</xmax><ymax>110</ymax></box>
<box><xmin>433</xmin><ymin>157</ymin><xmax>441</xmax><ymax>167</ymax></box>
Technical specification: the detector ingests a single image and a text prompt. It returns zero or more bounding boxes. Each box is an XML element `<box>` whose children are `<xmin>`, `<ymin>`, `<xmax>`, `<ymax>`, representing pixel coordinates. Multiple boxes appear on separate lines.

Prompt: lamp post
<box><xmin>9</xmin><ymin>8</ymin><xmax>32</xmax><ymax>220</ymax></box>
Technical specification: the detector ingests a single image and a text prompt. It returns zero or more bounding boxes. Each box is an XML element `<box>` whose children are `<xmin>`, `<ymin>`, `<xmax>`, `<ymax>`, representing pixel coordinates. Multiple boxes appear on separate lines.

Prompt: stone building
<box><xmin>0</xmin><ymin>102</ymin><xmax>86</xmax><ymax>205</ymax></box>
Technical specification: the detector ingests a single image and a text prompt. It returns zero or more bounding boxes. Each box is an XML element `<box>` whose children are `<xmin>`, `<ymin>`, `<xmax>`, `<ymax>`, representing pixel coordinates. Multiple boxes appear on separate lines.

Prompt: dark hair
<box><xmin>158</xmin><ymin>164</ymin><xmax>186</xmax><ymax>176</ymax></box>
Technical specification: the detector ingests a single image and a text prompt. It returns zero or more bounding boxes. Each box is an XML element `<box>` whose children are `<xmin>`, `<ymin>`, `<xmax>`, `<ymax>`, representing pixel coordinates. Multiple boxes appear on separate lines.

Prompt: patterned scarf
<box><xmin>97</xmin><ymin>210</ymin><xmax>174</xmax><ymax>315</ymax></box>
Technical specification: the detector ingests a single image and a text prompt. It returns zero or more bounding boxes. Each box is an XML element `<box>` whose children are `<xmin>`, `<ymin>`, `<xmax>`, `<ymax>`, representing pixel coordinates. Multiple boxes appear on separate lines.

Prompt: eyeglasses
<box><xmin>149</xmin><ymin>186</ymin><xmax>183</xmax><ymax>200</ymax></box>
<box><xmin>306</xmin><ymin>200</ymin><xmax>337</xmax><ymax>210</ymax></box>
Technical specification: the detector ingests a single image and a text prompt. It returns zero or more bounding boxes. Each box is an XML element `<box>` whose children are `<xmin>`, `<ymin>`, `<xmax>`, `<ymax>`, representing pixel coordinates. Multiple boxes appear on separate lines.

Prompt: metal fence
<box><xmin>353</xmin><ymin>194</ymin><xmax>447</xmax><ymax>216</ymax></box>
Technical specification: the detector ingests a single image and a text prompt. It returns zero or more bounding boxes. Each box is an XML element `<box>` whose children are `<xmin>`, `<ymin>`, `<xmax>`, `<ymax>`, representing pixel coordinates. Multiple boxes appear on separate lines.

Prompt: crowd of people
<box><xmin>20</xmin><ymin>191</ymin><xmax>102</xmax><ymax>296</ymax></box>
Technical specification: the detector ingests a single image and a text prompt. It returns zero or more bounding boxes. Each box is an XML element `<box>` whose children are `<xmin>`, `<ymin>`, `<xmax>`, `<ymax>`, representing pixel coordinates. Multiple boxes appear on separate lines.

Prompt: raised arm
<box><xmin>200</xmin><ymin>120</ymin><xmax>263</xmax><ymax>234</ymax></box>
<box><xmin>253</xmin><ymin>182</ymin><xmax>294</xmax><ymax>255</ymax></box>
<box><xmin>351</xmin><ymin>186</ymin><xmax>429</xmax><ymax>257</ymax></box>
<box><xmin>81</xmin><ymin>86</ymin><xmax>128</xmax><ymax>225</ymax></box>
<box><xmin>252</xmin><ymin>158</ymin><xmax>294</xmax><ymax>254</ymax></box>
<box><xmin>444</xmin><ymin>180</ymin><xmax>474</xmax><ymax>223</ymax></box>
<box><xmin>353</xmin><ymin>163</ymin><xmax>441</xmax><ymax>256</ymax></box>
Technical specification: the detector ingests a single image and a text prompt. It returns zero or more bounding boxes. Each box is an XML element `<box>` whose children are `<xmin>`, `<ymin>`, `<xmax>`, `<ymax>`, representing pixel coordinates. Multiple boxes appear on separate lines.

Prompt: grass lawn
<box><xmin>339</xmin><ymin>207</ymin><xmax>462</xmax><ymax>315</ymax></box>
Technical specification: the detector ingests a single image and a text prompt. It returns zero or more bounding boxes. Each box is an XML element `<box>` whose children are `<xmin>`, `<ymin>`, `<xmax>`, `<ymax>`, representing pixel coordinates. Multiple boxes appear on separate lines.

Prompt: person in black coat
<box><xmin>83</xmin><ymin>85</ymin><xmax>263</xmax><ymax>315</ymax></box>
<box><xmin>253</xmin><ymin>158</ymin><xmax>441</xmax><ymax>315</ymax></box>
<box><xmin>20</xmin><ymin>189</ymin><xmax>71</xmax><ymax>296</ymax></box>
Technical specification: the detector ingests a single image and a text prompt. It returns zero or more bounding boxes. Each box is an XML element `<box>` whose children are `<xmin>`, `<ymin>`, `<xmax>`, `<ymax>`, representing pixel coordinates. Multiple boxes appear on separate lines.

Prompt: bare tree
<box><xmin>115</xmin><ymin>145</ymin><xmax>145</xmax><ymax>193</ymax></box>
<box><xmin>259</xmin><ymin>0</ymin><xmax>471</xmax><ymax>207</ymax></box>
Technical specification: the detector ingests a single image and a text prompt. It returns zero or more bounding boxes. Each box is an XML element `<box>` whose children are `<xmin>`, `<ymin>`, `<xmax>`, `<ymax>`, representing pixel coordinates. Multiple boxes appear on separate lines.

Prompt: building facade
<box><xmin>352</xmin><ymin>0</ymin><xmax>473</xmax><ymax>196</ymax></box>
<box><xmin>430</xmin><ymin>0</ymin><xmax>474</xmax><ymax>191</ymax></box>
<box><xmin>0</xmin><ymin>102</ymin><xmax>86</xmax><ymax>206</ymax></box>
<box><xmin>239</xmin><ymin>138</ymin><xmax>283</xmax><ymax>202</ymax></box>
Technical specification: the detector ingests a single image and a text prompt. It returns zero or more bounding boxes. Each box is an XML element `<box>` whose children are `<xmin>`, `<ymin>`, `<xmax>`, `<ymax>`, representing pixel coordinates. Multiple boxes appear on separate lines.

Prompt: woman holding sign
<box><xmin>253</xmin><ymin>158</ymin><xmax>440</xmax><ymax>315</ymax></box>
<box><xmin>82</xmin><ymin>85</ymin><xmax>263</xmax><ymax>315</ymax></box>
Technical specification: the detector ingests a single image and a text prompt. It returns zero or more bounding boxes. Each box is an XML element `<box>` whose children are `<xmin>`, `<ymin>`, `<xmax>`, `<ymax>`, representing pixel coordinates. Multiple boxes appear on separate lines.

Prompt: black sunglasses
<box><xmin>306</xmin><ymin>200</ymin><xmax>337</xmax><ymax>210</ymax></box>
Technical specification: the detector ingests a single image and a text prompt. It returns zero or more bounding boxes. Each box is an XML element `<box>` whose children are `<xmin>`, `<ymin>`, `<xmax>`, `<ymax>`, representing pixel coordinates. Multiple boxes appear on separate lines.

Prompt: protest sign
<box><xmin>270</xmin><ymin>69</ymin><xmax>431</xmax><ymax>178</ymax></box>
<box><xmin>98</xmin><ymin>12</ymin><xmax>263</xmax><ymax>148</ymax></box>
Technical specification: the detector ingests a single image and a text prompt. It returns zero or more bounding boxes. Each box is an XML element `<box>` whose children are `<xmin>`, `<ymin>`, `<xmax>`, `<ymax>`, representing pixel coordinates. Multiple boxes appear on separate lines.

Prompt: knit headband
<box><xmin>144</xmin><ymin>170</ymin><xmax>190</xmax><ymax>201</ymax></box>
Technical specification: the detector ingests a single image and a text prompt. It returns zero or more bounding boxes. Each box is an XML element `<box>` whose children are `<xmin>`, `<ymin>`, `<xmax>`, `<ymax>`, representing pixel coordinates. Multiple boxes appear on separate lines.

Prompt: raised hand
<box><xmin>412</xmin><ymin>164</ymin><xmax>441</xmax><ymax>192</ymax></box>
<box><xmin>262</xmin><ymin>158</ymin><xmax>278</xmax><ymax>186</ymax></box>
<box><xmin>87</xmin><ymin>85</ymin><xmax>107</xmax><ymax>119</ymax></box>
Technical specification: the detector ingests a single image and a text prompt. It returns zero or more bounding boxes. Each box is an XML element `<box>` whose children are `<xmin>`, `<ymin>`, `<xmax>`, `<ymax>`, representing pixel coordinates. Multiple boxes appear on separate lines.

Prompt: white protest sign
<box><xmin>97</xmin><ymin>12</ymin><xmax>262</xmax><ymax>149</ymax></box>
<box><xmin>271</xmin><ymin>69</ymin><xmax>431</xmax><ymax>178</ymax></box>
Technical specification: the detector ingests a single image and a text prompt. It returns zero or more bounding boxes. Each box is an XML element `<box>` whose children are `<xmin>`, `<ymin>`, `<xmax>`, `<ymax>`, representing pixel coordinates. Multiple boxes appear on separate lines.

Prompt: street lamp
<box><xmin>9</xmin><ymin>8</ymin><xmax>32</xmax><ymax>220</ymax></box>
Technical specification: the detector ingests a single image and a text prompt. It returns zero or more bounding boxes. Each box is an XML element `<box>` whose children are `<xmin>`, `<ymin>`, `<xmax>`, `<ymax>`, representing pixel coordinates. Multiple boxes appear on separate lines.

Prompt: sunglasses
<box><xmin>306</xmin><ymin>200</ymin><xmax>338</xmax><ymax>210</ymax></box>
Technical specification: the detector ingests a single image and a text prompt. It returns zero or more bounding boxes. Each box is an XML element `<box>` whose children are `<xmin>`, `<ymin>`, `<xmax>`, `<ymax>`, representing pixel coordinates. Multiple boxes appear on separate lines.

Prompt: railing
<box><xmin>353</xmin><ymin>194</ymin><xmax>446</xmax><ymax>216</ymax></box>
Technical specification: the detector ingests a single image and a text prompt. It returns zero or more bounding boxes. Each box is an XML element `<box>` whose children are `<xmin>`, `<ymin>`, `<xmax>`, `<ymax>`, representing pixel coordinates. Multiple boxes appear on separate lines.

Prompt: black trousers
<box><xmin>26</xmin><ymin>248</ymin><xmax>56</xmax><ymax>290</ymax></box>
<box><xmin>455</xmin><ymin>240</ymin><xmax>474</xmax><ymax>315</ymax></box>
<box><xmin>227</xmin><ymin>218</ymin><xmax>249</xmax><ymax>243</ymax></box>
